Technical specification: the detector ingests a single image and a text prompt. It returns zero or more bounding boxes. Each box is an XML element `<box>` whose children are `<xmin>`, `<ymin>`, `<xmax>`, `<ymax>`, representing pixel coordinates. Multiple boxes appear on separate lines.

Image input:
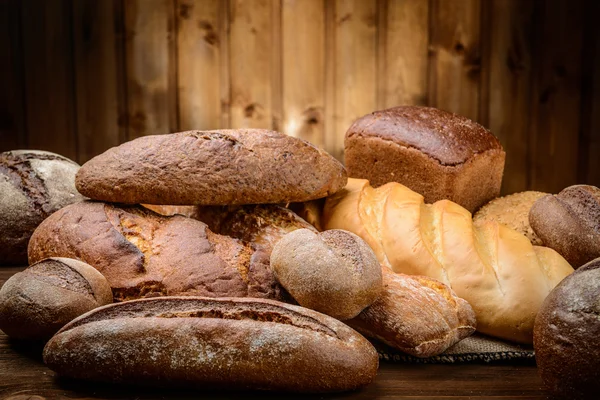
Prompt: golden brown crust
<box><xmin>0</xmin><ymin>257</ymin><xmax>112</xmax><ymax>340</ymax></box>
<box><xmin>27</xmin><ymin>202</ymin><xmax>286</xmax><ymax>302</ymax></box>
<box><xmin>76</xmin><ymin>130</ymin><xmax>347</xmax><ymax>205</ymax></box>
<box><xmin>323</xmin><ymin>178</ymin><xmax>574</xmax><ymax>344</ymax></box>
<box><xmin>474</xmin><ymin>191</ymin><xmax>548</xmax><ymax>245</ymax></box>
<box><xmin>346</xmin><ymin>271</ymin><xmax>476</xmax><ymax>357</ymax></box>
<box><xmin>43</xmin><ymin>296</ymin><xmax>379</xmax><ymax>392</ymax></box>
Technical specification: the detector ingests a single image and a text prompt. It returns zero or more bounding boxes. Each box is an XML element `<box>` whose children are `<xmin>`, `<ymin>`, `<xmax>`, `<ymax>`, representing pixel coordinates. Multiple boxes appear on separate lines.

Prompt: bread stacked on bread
<box><xmin>322</xmin><ymin>178</ymin><xmax>573</xmax><ymax>344</ymax></box>
<box><xmin>344</xmin><ymin>106</ymin><xmax>505</xmax><ymax>213</ymax></box>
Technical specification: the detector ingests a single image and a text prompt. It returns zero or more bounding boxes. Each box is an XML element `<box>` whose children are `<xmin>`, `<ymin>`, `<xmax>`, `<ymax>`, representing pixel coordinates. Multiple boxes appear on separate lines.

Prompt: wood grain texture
<box><xmin>20</xmin><ymin>0</ymin><xmax>78</xmax><ymax>161</ymax></box>
<box><xmin>0</xmin><ymin>0</ymin><xmax>26</xmax><ymax>152</ymax></box>
<box><xmin>177</xmin><ymin>0</ymin><xmax>226</xmax><ymax>131</ymax></box>
<box><xmin>124</xmin><ymin>0</ymin><xmax>178</xmax><ymax>139</ymax></box>
<box><xmin>72</xmin><ymin>0</ymin><xmax>125</xmax><ymax>163</ymax></box>
<box><xmin>529</xmin><ymin>0</ymin><xmax>585</xmax><ymax>193</ymax></box>
<box><xmin>281</xmin><ymin>0</ymin><xmax>325</xmax><ymax>148</ymax></box>
<box><xmin>428</xmin><ymin>0</ymin><xmax>482</xmax><ymax>122</ymax></box>
<box><xmin>378</xmin><ymin>0</ymin><xmax>429</xmax><ymax>109</ymax></box>
<box><xmin>330</xmin><ymin>0</ymin><xmax>378</xmax><ymax>161</ymax></box>
<box><xmin>0</xmin><ymin>266</ymin><xmax>553</xmax><ymax>399</ymax></box>
<box><xmin>229</xmin><ymin>0</ymin><xmax>281</xmax><ymax>130</ymax></box>
<box><xmin>485</xmin><ymin>0</ymin><xmax>535</xmax><ymax>194</ymax></box>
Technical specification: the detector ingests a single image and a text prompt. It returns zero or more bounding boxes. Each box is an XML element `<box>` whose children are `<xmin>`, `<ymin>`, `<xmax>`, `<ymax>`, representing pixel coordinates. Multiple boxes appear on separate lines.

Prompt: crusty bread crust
<box><xmin>43</xmin><ymin>296</ymin><xmax>379</xmax><ymax>392</ymax></box>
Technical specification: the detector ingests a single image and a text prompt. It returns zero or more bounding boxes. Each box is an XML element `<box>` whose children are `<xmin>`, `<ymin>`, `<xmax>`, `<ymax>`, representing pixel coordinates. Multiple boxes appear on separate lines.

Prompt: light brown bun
<box><xmin>76</xmin><ymin>130</ymin><xmax>347</xmax><ymax>205</ymax></box>
<box><xmin>530</xmin><ymin>185</ymin><xmax>600</xmax><ymax>268</ymax></box>
<box><xmin>344</xmin><ymin>106</ymin><xmax>505</xmax><ymax>213</ymax></box>
<box><xmin>270</xmin><ymin>229</ymin><xmax>382</xmax><ymax>320</ymax></box>
<box><xmin>347</xmin><ymin>271</ymin><xmax>476</xmax><ymax>358</ymax></box>
<box><xmin>323</xmin><ymin>178</ymin><xmax>574</xmax><ymax>343</ymax></box>
<box><xmin>0</xmin><ymin>150</ymin><xmax>85</xmax><ymax>265</ymax></box>
<box><xmin>0</xmin><ymin>257</ymin><xmax>112</xmax><ymax>340</ymax></box>
<box><xmin>474</xmin><ymin>191</ymin><xmax>548</xmax><ymax>245</ymax></box>
<box><xmin>28</xmin><ymin>201</ymin><xmax>287</xmax><ymax>303</ymax></box>
<box><xmin>43</xmin><ymin>296</ymin><xmax>378</xmax><ymax>392</ymax></box>
<box><xmin>534</xmin><ymin>257</ymin><xmax>600</xmax><ymax>398</ymax></box>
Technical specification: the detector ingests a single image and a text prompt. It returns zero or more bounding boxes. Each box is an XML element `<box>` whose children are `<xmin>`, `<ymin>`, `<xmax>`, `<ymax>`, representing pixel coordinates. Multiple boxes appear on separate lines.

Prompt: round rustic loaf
<box><xmin>529</xmin><ymin>185</ymin><xmax>600</xmax><ymax>268</ymax></box>
<box><xmin>0</xmin><ymin>150</ymin><xmax>85</xmax><ymax>265</ymax></box>
<box><xmin>474</xmin><ymin>191</ymin><xmax>548</xmax><ymax>245</ymax></box>
<box><xmin>0</xmin><ymin>257</ymin><xmax>113</xmax><ymax>340</ymax></box>
<box><xmin>76</xmin><ymin>129</ymin><xmax>347</xmax><ymax>205</ymax></box>
<box><xmin>534</xmin><ymin>257</ymin><xmax>600</xmax><ymax>398</ymax></box>
<box><xmin>270</xmin><ymin>229</ymin><xmax>383</xmax><ymax>320</ymax></box>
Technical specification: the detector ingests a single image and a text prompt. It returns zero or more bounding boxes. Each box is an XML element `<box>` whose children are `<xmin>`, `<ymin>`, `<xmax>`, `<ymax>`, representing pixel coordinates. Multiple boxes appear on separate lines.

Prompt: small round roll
<box><xmin>0</xmin><ymin>257</ymin><xmax>113</xmax><ymax>341</ymax></box>
<box><xmin>270</xmin><ymin>229</ymin><xmax>382</xmax><ymax>320</ymax></box>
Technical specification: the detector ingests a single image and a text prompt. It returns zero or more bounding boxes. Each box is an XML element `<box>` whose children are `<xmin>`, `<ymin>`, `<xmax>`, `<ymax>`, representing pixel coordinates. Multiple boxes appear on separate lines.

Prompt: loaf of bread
<box><xmin>43</xmin><ymin>296</ymin><xmax>379</xmax><ymax>392</ymax></box>
<box><xmin>142</xmin><ymin>204</ymin><xmax>200</xmax><ymax>219</ymax></box>
<box><xmin>347</xmin><ymin>271</ymin><xmax>476</xmax><ymax>358</ymax></box>
<box><xmin>0</xmin><ymin>257</ymin><xmax>112</xmax><ymax>340</ymax></box>
<box><xmin>530</xmin><ymin>185</ymin><xmax>600</xmax><ymax>268</ymax></box>
<box><xmin>76</xmin><ymin>129</ymin><xmax>347</xmax><ymax>205</ymax></box>
<box><xmin>344</xmin><ymin>106</ymin><xmax>505</xmax><ymax>213</ymax></box>
<box><xmin>474</xmin><ymin>191</ymin><xmax>548</xmax><ymax>245</ymax></box>
<box><xmin>28</xmin><ymin>202</ymin><xmax>286</xmax><ymax>302</ymax></box>
<box><xmin>323</xmin><ymin>179</ymin><xmax>574</xmax><ymax>343</ymax></box>
<box><xmin>270</xmin><ymin>229</ymin><xmax>382</xmax><ymax>320</ymax></box>
<box><xmin>0</xmin><ymin>150</ymin><xmax>85</xmax><ymax>265</ymax></box>
<box><xmin>534</xmin><ymin>257</ymin><xmax>600</xmax><ymax>398</ymax></box>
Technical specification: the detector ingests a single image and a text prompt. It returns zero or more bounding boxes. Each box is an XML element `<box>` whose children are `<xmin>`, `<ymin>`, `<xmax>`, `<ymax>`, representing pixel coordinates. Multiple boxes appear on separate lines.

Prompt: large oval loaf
<box><xmin>43</xmin><ymin>297</ymin><xmax>378</xmax><ymax>392</ymax></box>
<box><xmin>76</xmin><ymin>129</ymin><xmax>348</xmax><ymax>205</ymax></box>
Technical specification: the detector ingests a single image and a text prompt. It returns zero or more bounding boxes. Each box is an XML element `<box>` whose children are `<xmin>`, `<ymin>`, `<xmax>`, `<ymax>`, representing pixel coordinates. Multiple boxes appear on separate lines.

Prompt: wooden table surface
<box><xmin>0</xmin><ymin>266</ymin><xmax>553</xmax><ymax>400</ymax></box>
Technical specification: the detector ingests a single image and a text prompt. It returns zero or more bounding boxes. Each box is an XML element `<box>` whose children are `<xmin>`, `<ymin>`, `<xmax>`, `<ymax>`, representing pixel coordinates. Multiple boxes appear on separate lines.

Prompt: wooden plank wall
<box><xmin>0</xmin><ymin>0</ymin><xmax>598</xmax><ymax>194</ymax></box>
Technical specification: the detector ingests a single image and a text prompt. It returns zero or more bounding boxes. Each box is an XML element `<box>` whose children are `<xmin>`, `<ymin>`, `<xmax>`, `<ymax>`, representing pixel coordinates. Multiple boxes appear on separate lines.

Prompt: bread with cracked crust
<box><xmin>27</xmin><ymin>201</ymin><xmax>287</xmax><ymax>303</ymax></box>
<box><xmin>344</xmin><ymin>106</ymin><xmax>505</xmax><ymax>213</ymax></box>
<box><xmin>323</xmin><ymin>178</ymin><xmax>573</xmax><ymax>344</ymax></box>
<box><xmin>76</xmin><ymin>129</ymin><xmax>347</xmax><ymax>205</ymax></box>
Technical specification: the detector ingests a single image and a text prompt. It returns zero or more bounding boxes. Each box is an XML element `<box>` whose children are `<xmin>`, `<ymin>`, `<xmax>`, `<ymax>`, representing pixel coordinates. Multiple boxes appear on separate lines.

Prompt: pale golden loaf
<box><xmin>322</xmin><ymin>178</ymin><xmax>574</xmax><ymax>344</ymax></box>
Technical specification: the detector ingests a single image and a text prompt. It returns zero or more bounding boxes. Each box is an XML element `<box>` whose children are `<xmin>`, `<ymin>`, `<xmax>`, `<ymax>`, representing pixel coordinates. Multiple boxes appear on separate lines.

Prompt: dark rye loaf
<box><xmin>43</xmin><ymin>296</ymin><xmax>379</xmax><ymax>392</ymax></box>
<box><xmin>344</xmin><ymin>106</ymin><xmax>505</xmax><ymax>213</ymax></box>
<box><xmin>0</xmin><ymin>150</ymin><xmax>85</xmax><ymax>264</ymax></box>
<box><xmin>76</xmin><ymin>129</ymin><xmax>347</xmax><ymax>205</ymax></box>
<box><xmin>27</xmin><ymin>201</ymin><xmax>287</xmax><ymax>302</ymax></box>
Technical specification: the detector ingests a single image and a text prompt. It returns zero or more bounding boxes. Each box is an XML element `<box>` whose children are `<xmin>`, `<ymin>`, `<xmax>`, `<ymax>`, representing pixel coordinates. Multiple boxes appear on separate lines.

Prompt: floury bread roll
<box><xmin>43</xmin><ymin>297</ymin><xmax>378</xmax><ymax>392</ymax></box>
<box><xmin>76</xmin><ymin>129</ymin><xmax>347</xmax><ymax>205</ymax></box>
<box><xmin>323</xmin><ymin>179</ymin><xmax>574</xmax><ymax>343</ymax></box>
<box><xmin>344</xmin><ymin>106</ymin><xmax>505</xmax><ymax>213</ymax></box>
<box><xmin>28</xmin><ymin>202</ymin><xmax>287</xmax><ymax>302</ymax></box>
<box><xmin>530</xmin><ymin>185</ymin><xmax>600</xmax><ymax>268</ymax></box>
<box><xmin>0</xmin><ymin>150</ymin><xmax>85</xmax><ymax>264</ymax></box>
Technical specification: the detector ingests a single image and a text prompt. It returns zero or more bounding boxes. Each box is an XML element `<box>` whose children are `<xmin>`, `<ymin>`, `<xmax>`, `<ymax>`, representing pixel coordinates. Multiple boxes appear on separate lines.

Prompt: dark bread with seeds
<box><xmin>0</xmin><ymin>257</ymin><xmax>112</xmax><ymax>340</ymax></box>
<box><xmin>0</xmin><ymin>150</ymin><xmax>85</xmax><ymax>264</ymax></box>
<box><xmin>28</xmin><ymin>201</ymin><xmax>286</xmax><ymax>302</ymax></box>
<box><xmin>43</xmin><ymin>296</ymin><xmax>378</xmax><ymax>392</ymax></box>
<box><xmin>344</xmin><ymin>106</ymin><xmax>505</xmax><ymax>213</ymax></box>
<box><xmin>76</xmin><ymin>129</ymin><xmax>348</xmax><ymax>205</ymax></box>
<box><xmin>529</xmin><ymin>185</ymin><xmax>600</xmax><ymax>268</ymax></box>
<box><xmin>534</xmin><ymin>257</ymin><xmax>600</xmax><ymax>398</ymax></box>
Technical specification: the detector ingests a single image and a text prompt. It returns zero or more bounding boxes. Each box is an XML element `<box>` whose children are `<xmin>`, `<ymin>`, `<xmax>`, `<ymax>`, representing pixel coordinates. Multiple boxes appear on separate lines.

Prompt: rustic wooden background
<box><xmin>0</xmin><ymin>0</ymin><xmax>598</xmax><ymax>195</ymax></box>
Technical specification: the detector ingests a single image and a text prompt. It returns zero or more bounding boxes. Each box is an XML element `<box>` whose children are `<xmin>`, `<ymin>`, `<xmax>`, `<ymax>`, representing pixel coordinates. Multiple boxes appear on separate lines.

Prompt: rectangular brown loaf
<box><xmin>43</xmin><ymin>296</ymin><xmax>379</xmax><ymax>392</ymax></box>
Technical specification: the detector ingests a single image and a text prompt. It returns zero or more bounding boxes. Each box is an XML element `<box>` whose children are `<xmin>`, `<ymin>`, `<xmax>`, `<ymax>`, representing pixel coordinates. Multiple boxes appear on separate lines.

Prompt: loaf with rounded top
<box><xmin>344</xmin><ymin>106</ymin><xmax>505</xmax><ymax>212</ymax></box>
<box><xmin>0</xmin><ymin>150</ymin><xmax>85</xmax><ymax>264</ymax></box>
<box><xmin>76</xmin><ymin>129</ymin><xmax>347</xmax><ymax>205</ymax></box>
<box><xmin>27</xmin><ymin>201</ymin><xmax>286</xmax><ymax>302</ymax></box>
<box><xmin>323</xmin><ymin>178</ymin><xmax>573</xmax><ymax>343</ymax></box>
<box><xmin>43</xmin><ymin>296</ymin><xmax>378</xmax><ymax>392</ymax></box>
<box><xmin>534</xmin><ymin>257</ymin><xmax>600</xmax><ymax>398</ymax></box>
<box><xmin>0</xmin><ymin>257</ymin><xmax>112</xmax><ymax>340</ymax></box>
<box><xmin>347</xmin><ymin>271</ymin><xmax>476</xmax><ymax>357</ymax></box>
<box><xmin>474</xmin><ymin>191</ymin><xmax>547</xmax><ymax>245</ymax></box>
<box><xmin>529</xmin><ymin>185</ymin><xmax>600</xmax><ymax>268</ymax></box>
<box><xmin>270</xmin><ymin>229</ymin><xmax>382</xmax><ymax>320</ymax></box>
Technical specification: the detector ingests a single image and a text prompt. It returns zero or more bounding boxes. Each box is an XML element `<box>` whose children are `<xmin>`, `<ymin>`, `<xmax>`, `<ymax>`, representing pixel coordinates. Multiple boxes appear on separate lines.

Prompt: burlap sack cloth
<box><xmin>376</xmin><ymin>333</ymin><xmax>535</xmax><ymax>364</ymax></box>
